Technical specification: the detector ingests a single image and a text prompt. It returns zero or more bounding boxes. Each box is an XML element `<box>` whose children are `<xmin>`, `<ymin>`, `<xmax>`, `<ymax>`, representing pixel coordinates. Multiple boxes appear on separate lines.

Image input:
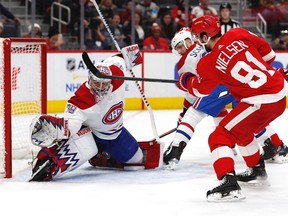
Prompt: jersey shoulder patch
<box><xmin>67</xmin><ymin>82</ymin><xmax>96</xmax><ymax>110</ymax></box>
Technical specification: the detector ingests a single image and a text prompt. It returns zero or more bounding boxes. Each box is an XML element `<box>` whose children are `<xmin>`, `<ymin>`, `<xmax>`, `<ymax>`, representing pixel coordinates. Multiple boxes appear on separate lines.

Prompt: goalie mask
<box><xmin>88</xmin><ymin>64</ymin><xmax>112</xmax><ymax>102</ymax></box>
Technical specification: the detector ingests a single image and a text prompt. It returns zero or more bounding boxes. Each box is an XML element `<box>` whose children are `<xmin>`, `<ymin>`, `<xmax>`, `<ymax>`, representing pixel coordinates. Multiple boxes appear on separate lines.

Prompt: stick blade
<box><xmin>82</xmin><ymin>52</ymin><xmax>106</xmax><ymax>79</ymax></box>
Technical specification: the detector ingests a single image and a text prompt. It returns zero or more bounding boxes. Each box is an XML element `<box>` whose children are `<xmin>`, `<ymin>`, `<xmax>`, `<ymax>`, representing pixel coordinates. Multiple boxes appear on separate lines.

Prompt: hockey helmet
<box><xmin>88</xmin><ymin>63</ymin><xmax>112</xmax><ymax>102</ymax></box>
<box><xmin>171</xmin><ymin>27</ymin><xmax>193</xmax><ymax>51</ymax></box>
<box><xmin>191</xmin><ymin>14</ymin><xmax>221</xmax><ymax>39</ymax></box>
<box><xmin>220</xmin><ymin>2</ymin><xmax>232</xmax><ymax>11</ymax></box>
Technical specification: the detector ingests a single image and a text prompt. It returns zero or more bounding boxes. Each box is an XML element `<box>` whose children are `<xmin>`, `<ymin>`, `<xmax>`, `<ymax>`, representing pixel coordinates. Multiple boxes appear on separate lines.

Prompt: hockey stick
<box><xmin>89</xmin><ymin>0</ymin><xmax>162</xmax><ymax>144</ymax></box>
<box><xmin>149</xmin><ymin>127</ymin><xmax>177</xmax><ymax>142</ymax></box>
<box><xmin>82</xmin><ymin>52</ymin><xmax>177</xmax><ymax>83</ymax></box>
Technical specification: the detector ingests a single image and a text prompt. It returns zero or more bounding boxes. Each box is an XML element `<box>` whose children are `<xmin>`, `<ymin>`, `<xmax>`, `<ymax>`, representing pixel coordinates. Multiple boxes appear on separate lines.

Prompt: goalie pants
<box><xmin>208</xmin><ymin>97</ymin><xmax>286</xmax><ymax>180</ymax></box>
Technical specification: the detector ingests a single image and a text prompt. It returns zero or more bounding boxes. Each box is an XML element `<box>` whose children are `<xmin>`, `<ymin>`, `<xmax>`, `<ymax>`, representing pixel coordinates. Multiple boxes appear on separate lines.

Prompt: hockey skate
<box><xmin>236</xmin><ymin>157</ymin><xmax>270</xmax><ymax>187</ymax></box>
<box><xmin>207</xmin><ymin>173</ymin><xmax>245</xmax><ymax>202</ymax></box>
<box><xmin>29</xmin><ymin>157</ymin><xmax>55</xmax><ymax>182</ymax></box>
<box><xmin>163</xmin><ymin>141</ymin><xmax>186</xmax><ymax>170</ymax></box>
<box><xmin>262</xmin><ymin>138</ymin><xmax>288</xmax><ymax>163</ymax></box>
<box><xmin>262</xmin><ymin>138</ymin><xmax>278</xmax><ymax>160</ymax></box>
<box><xmin>277</xmin><ymin>144</ymin><xmax>288</xmax><ymax>162</ymax></box>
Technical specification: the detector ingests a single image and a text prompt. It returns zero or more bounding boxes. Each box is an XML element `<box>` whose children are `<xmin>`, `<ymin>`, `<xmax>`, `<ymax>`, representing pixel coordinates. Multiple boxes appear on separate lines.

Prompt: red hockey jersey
<box><xmin>187</xmin><ymin>28</ymin><xmax>288</xmax><ymax>104</ymax></box>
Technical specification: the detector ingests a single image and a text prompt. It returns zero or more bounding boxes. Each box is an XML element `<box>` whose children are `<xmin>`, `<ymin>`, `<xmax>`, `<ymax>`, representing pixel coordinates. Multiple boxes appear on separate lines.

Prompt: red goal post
<box><xmin>0</xmin><ymin>38</ymin><xmax>47</xmax><ymax>178</ymax></box>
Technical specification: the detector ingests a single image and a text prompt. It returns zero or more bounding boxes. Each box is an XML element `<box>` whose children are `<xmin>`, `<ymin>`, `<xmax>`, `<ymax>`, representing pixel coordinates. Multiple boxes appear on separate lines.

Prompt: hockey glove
<box><xmin>30</xmin><ymin>115</ymin><xmax>70</xmax><ymax>147</ymax></box>
<box><xmin>277</xmin><ymin>68</ymin><xmax>288</xmax><ymax>82</ymax></box>
<box><xmin>177</xmin><ymin>72</ymin><xmax>195</xmax><ymax>92</ymax></box>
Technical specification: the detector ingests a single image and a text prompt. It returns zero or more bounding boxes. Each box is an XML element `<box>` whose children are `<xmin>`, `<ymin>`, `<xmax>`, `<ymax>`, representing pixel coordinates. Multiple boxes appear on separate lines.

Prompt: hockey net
<box><xmin>0</xmin><ymin>38</ymin><xmax>47</xmax><ymax>178</ymax></box>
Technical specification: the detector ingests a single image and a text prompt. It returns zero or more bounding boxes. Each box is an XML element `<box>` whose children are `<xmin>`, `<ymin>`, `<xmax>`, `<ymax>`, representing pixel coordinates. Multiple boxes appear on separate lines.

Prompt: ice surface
<box><xmin>1</xmin><ymin>109</ymin><xmax>288</xmax><ymax>216</ymax></box>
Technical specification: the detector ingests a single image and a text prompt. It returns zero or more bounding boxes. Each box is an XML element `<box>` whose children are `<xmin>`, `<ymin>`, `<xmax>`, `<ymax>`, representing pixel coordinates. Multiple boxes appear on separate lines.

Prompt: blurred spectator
<box><xmin>157</xmin><ymin>11</ymin><xmax>177</xmax><ymax>43</ymax></box>
<box><xmin>123</xmin><ymin>11</ymin><xmax>145</xmax><ymax>48</ymax></box>
<box><xmin>85</xmin><ymin>0</ymin><xmax>99</xmax><ymax>22</ymax></box>
<box><xmin>109</xmin><ymin>13</ymin><xmax>127</xmax><ymax>49</ymax></box>
<box><xmin>260</xmin><ymin>0</ymin><xmax>282</xmax><ymax>37</ymax></box>
<box><xmin>272</xmin><ymin>29</ymin><xmax>288</xmax><ymax>50</ymax></box>
<box><xmin>0</xmin><ymin>3</ymin><xmax>21</xmax><ymax>24</ymax></box>
<box><xmin>171</xmin><ymin>0</ymin><xmax>193</xmax><ymax>30</ymax></box>
<box><xmin>85</xmin><ymin>16</ymin><xmax>112</xmax><ymax>50</ymax></box>
<box><xmin>22</xmin><ymin>23</ymin><xmax>43</xmax><ymax>38</ymax></box>
<box><xmin>121</xmin><ymin>0</ymin><xmax>132</xmax><ymax>26</ymax></box>
<box><xmin>61</xmin><ymin>0</ymin><xmax>81</xmax><ymax>36</ymax></box>
<box><xmin>99</xmin><ymin>0</ymin><xmax>119</xmax><ymax>24</ymax></box>
<box><xmin>143</xmin><ymin>23</ymin><xmax>170</xmax><ymax>51</ymax></box>
<box><xmin>219</xmin><ymin>2</ymin><xmax>240</xmax><ymax>35</ymax></box>
<box><xmin>0</xmin><ymin>21</ymin><xmax>4</xmax><ymax>37</ymax></box>
<box><xmin>191</xmin><ymin>0</ymin><xmax>217</xmax><ymax>21</ymax></box>
<box><xmin>136</xmin><ymin>0</ymin><xmax>160</xmax><ymax>28</ymax></box>
<box><xmin>46</xmin><ymin>26</ymin><xmax>64</xmax><ymax>50</ymax></box>
<box><xmin>276</xmin><ymin>0</ymin><xmax>288</xmax><ymax>23</ymax></box>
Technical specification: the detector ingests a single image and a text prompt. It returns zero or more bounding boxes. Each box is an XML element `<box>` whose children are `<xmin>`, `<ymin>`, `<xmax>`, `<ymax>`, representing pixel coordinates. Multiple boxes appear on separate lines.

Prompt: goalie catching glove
<box><xmin>30</xmin><ymin>115</ymin><xmax>70</xmax><ymax>147</ymax></box>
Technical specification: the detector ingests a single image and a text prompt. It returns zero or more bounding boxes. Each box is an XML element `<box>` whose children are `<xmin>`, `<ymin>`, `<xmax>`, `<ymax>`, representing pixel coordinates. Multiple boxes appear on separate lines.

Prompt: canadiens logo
<box><xmin>103</xmin><ymin>102</ymin><xmax>124</xmax><ymax>124</ymax></box>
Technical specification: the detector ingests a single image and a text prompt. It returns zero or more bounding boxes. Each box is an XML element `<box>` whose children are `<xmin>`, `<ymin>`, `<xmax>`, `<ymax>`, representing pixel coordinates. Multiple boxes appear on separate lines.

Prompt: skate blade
<box><xmin>266</xmin><ymin>155</ymin><xmax>283</xmax><ymax>164</ymax></box>
<box><xmin>163</xmin><ymin>161</ymin><xmax>178</xmax><ymax>170</ymax></box>
<box><xmin>238</xmin><ymin>179</ymin><xmax>270</xmax><ymax>188</ymax></box>
<box><xmin>207</xmin><ymin>190</ymin><xmax>246</xmax><ymax>202</ymax></box>
<box><xmin>278</xmin><ymin>155</ymin><xmax>288</xmax><ymax>163</ymax></box>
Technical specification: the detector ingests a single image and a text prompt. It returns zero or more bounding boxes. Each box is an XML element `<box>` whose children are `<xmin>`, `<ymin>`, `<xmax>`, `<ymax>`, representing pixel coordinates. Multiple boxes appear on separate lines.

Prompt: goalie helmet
<box><xmin>88</xmin><ymin>63</ymin><xmax>112</xmax><ymax>102</ymax></box>
<box><xmin>171</xmin><ymin>27</ymin><xmax>193</xmax><ymax>51</ymax></box>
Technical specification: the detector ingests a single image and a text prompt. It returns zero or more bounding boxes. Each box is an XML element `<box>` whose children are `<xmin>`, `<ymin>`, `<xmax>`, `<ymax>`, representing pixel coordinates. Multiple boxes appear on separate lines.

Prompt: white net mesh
<box><xmin>0</xmin><ymin>39</ymin><xmax>46</xmax><ymax>177</ymax></box>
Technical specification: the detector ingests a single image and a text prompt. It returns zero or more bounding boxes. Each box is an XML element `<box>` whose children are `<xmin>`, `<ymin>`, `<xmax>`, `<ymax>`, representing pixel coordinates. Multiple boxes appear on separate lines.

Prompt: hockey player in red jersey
<box><xmin>165</xmin><ymin>27</ymin><xmax>288</xmax><ymax>169</ymax></box>
<box><xmin>178</xmin><ymin>14</ymin><xmax>288</xmax><ymax>201</ymax></box>
<box><xmin>29</xmin><ymin>45</ymin><xmax>161</xmax><ymax>181</ymax></box>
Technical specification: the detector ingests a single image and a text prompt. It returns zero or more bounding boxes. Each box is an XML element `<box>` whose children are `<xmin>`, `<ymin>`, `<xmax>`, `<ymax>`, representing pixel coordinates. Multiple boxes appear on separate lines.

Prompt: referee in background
<box><xmin>219</xmin><ymin>2</ymin><xmax>240</xmax><ymax>35</ymax></box>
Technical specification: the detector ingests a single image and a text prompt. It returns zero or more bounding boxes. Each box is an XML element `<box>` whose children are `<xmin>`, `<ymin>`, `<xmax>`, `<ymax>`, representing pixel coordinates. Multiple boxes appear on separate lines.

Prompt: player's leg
<box><xmin>163</xmin><ymin>106</ymin><xmax>206</xmax><ymax>167</ymax></box>
<box><xmin>206</xmin><ymin>98</ymin><xmax>285</xmax><ymax>201</ymax></box>
<box><xmin>255</xmin><ymin>125</ymin><xmax>288</xmax><ymax>162</ymax></box>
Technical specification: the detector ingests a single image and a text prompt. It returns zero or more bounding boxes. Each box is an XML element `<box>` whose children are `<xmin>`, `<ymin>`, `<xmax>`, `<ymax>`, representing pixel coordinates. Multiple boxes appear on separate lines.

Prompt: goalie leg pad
<box><xmin>31</xmin><ymin>127</ymin><xmax>98</xmax><ymax>180</ymax></box>
<box><xmin>139</xmin><ymin>141</ymin><xmax>161</xmax><ymax>169</ymax></box>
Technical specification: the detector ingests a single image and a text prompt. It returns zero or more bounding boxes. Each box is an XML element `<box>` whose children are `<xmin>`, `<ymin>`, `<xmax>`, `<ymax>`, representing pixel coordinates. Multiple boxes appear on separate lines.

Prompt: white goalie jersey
<box><xmin>30</xmin><ymin>55</ymin><xmax>127</xmax><ymax>147</ymax></box>
<box><xmin>61</xmin><ymin>55</ymin><xmax>127</xmax><ymax>140</ymax></box>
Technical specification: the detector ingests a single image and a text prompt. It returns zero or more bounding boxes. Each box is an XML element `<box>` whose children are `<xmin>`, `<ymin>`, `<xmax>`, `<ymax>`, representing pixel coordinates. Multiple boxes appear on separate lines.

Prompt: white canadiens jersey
<box><xmin>61</xmin><ymin>56</ymin><xmax>127</xmax><ymax>140</ymax></box>
<box><xmin>177</xmin><ymin>43</ymin><xmax>206</xmax><ymax>104</ymax></box>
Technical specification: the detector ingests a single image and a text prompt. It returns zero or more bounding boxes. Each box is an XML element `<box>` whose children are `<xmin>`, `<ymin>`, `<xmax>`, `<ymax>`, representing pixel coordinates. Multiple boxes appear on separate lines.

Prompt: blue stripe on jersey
<box><xmin>176</xmin><ymin>129</ymin><xmax>191</xmax><ymax>140</ymax></box>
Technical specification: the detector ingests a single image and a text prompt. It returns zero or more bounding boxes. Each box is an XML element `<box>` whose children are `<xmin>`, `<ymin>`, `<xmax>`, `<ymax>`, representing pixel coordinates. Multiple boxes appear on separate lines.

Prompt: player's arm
<box><xmin>246</xmin><ymin>29</ymin><xmax>276</xmax><ymax>64</ymax></box>
<box><xmin>177</xmin><ymin>71</ymin><xmax>217</xmax><ymax>98</ymax></box>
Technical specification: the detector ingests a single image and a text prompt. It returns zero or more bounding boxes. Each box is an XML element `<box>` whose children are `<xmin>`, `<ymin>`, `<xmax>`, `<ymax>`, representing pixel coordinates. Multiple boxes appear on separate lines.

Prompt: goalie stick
<box><xmin>82</xmin><ymin>52</ymin><xmax>177</xmax><ymax>84</ymax></box>
<box><xmin>88</xmin><ymin>0</ymin><xmax>162</xmax><ymax>146</ymax></box>
<box><xmin>149</xmin><ymin>127</ymin><xmax>177</xmax><ymax>142</ymax></box>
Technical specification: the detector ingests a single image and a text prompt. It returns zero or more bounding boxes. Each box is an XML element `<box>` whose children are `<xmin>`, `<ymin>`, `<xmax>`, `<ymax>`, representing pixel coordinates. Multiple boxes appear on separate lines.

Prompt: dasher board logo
<box><xmin>66</xmin><ymin>58</ymin><xmax>76</xmax><ymax>71</ymax></box>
